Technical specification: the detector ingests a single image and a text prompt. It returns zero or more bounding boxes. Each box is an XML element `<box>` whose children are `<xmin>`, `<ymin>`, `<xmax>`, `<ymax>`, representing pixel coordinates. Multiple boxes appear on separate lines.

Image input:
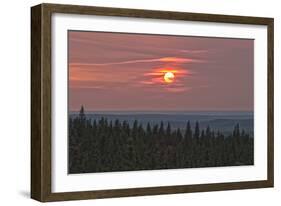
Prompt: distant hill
<box><xmin>69</xmin><ymin>111</ymin><xmax>254</xmax><ymax>136</ymax></box>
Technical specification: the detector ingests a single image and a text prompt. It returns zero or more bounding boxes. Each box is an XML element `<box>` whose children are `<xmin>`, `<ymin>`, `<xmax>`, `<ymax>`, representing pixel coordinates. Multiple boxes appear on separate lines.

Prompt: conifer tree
<box><xmin>68</xmin><ymin>107</ymin><xmax>254</xmax><ymax>173</ymax></box>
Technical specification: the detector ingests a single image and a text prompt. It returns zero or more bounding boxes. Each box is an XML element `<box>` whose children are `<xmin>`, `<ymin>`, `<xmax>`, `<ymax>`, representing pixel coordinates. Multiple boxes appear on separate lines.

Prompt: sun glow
<box><xmin>164</xmin><ymin>72</ymin><xmax>175</xmax><ymax>83</ymax></box>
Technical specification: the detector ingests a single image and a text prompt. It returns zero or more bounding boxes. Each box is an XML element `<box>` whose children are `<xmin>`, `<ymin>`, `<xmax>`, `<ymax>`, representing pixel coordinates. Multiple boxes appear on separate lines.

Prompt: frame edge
<box><xmin>41</xmin><ymin>3</ymin><xmax>273</xmax><ymax>25</ymax></box>
<box><xmin>31</xmin><ymin>4</ymin><xmax>43</xmax><ymax>202</ymax></box>
<box><xmin>267</xmin><ymin>18</ymin><xmax>274</xmax><ymax>187</ymax></box>
<box><xmin>31</xmin><ymin>3</ymin><xmax>53</xmax><ymax>202</ymax></box>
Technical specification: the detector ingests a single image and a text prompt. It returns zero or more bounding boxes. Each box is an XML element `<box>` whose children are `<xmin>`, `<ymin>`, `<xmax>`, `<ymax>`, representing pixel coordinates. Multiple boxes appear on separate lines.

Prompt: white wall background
<box><xmin>0</xmin><ymin>0</ymin><xmax>279</xmax><ymax>205</ymax></box>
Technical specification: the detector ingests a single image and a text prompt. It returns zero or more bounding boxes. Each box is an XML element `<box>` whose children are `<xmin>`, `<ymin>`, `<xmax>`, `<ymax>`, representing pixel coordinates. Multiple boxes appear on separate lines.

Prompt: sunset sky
<box><xmin>68</xmin><ymin>31</ymin><xmax>254</xmax><ymax>112</ymax></box>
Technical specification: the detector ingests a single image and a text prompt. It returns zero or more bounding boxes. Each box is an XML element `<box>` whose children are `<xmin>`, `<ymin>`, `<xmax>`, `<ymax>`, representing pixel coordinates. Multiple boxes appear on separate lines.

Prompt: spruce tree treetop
<box><xmin>194</xmin><ymin>121</ymin><xmax>200</xmax><ymax>139</ymax></box>
<box><xmin>79</xmin><ymin>105</ymin><xmax>86</xmax><ymax>120</ymax></box>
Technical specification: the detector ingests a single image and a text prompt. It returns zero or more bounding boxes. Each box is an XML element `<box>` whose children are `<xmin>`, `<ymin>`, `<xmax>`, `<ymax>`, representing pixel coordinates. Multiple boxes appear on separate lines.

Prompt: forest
<box><xmin>69</xmin><ymin>106</ymin><xmax>254</xmax><ymax>174</ymax></box>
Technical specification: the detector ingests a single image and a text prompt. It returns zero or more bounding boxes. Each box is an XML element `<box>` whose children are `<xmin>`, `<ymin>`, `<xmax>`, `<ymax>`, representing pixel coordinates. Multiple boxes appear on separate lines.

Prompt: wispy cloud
<box><xmin>180</xmin><ymin>49</ymin><xmax>208</xmax><ymax>54</ymax></box>
<box><xmin>166</xmin><ymin>87</ymin><xmax>190</xmax><ymax>92</ymax></box>
<box><xmin>70</xmin><ymin>57</ymin><xmax>203</xmax><ymax>67</ymax></box>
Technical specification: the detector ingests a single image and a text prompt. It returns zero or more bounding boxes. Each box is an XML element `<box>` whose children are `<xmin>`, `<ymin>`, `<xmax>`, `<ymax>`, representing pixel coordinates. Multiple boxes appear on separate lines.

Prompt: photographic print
<box><xmin>68</xmin><ymin>31</ymin><xmax>254</xmax><ymax>174</ymax></box>
<box><xmin>31</xmin><ymin>4</ymin><xmax>273</xmax><ymax>201</ymax></box>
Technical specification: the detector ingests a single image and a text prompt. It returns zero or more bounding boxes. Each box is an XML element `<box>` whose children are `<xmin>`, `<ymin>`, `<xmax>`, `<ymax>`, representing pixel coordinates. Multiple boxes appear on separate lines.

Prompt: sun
<box><xmin>164</xmin><ymin>72</ymin><xmax>175</xmax><ymax>83</ymax></box>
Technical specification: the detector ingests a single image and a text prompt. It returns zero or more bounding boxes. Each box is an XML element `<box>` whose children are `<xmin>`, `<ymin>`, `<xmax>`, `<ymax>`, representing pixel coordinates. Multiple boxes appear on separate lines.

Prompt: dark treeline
<box><xmin>69</xmin><ymin>106</ymin><xmax>254</xmax><ymax>174</ymax></box>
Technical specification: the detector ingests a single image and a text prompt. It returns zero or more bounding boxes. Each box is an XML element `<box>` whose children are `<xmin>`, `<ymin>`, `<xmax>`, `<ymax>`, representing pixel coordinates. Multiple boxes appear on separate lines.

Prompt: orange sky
<box><xmin>68</xmin><ymin>31</ymin><xmax>254</xmax><ymax>112</ymax></box>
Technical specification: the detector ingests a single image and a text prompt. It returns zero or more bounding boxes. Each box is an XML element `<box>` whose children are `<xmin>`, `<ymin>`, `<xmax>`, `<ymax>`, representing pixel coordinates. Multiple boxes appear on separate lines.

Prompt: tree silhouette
<box><xmin>68</xmin><ymin>106</ymin><xmax>254</xmax><ymax>173</ymax></box>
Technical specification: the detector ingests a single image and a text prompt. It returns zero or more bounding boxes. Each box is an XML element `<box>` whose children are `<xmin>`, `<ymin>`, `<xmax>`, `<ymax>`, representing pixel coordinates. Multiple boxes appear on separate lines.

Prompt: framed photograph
<box><xmin>31</xmin><ymin>3</ymin><xmax>274</xmax><ymax>202</ymax></box>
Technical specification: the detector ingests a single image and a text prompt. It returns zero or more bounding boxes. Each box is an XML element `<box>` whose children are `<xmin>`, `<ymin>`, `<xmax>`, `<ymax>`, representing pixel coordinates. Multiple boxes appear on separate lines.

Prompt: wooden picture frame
<box><xmin>31</xmin><ymin>3</ymin><xmax>274</xmax><ymax>202</ymax></box>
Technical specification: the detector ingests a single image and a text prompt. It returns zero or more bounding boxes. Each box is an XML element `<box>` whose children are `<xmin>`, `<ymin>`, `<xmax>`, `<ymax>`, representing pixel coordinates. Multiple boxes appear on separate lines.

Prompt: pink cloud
<box><xmin>70</xmin><ymin>56</ymin><xmax>203</xmax><ymax>67</ymax></box>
